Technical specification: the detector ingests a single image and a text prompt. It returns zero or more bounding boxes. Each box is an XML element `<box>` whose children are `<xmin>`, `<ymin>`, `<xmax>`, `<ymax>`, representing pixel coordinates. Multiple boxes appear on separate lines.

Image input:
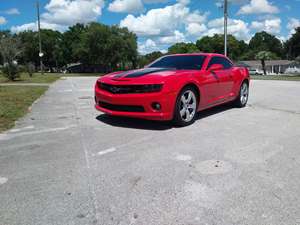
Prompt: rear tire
<box><xmin>234</xmin><ymin>81</ymin><xmax>249</xmax><ymax>108</ymax></box>
<box><xmin>173</xmin><ymin>87</ymin><xmax>198</xmax><ymax>127</ymax></box>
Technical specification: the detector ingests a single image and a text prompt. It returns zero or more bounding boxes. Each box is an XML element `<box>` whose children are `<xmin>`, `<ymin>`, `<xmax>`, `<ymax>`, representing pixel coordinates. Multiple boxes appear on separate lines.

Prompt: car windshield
<box><xmin>148</xmin><ymin>55</ymin><xmax>206</xmax><ymax>70</ymax></box>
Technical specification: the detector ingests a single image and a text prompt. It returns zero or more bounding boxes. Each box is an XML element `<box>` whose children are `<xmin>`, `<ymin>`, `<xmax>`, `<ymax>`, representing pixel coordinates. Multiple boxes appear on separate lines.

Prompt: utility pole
<box><xmin>224</xmin><ymin>0</ymin><xmax>228</xmax><ymax>56</ymax></box>
<box><xmin>36</xmin><ymin>1</ymin><xmax>44</xmax><ymax>74</ymax></box>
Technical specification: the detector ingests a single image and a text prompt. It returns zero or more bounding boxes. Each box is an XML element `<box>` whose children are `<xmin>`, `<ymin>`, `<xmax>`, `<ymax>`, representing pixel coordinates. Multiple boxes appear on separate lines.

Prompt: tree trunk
<box><xmin>261</xmin><ymin>59</ymin><xmax>266</xmax><ymax>75</ymax></box>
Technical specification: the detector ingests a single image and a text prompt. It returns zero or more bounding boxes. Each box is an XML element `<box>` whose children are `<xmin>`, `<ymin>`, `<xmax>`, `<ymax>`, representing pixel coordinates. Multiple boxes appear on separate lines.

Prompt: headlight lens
<box><xmin>141</xmin><ymin>84</ymin><xmax>163</xmax><ymax>93</ymax></box>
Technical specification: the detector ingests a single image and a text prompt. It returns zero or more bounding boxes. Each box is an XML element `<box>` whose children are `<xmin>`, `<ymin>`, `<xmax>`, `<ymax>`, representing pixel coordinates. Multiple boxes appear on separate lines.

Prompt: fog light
<box><xmin>151</xmin><ymin>102</ymin><xmax>161</xmax><ymax>111</ymax></box>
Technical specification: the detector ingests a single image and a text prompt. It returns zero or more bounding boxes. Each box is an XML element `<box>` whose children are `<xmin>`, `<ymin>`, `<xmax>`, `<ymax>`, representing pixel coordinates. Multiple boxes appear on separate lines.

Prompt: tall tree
<box><xmin>61</xmin><ymin>23</ymin><xmax>87</xmax><ymax>64</ymax></box>
<box><xmin>168</xmin><ymin>42</ymin><xmax>199</xmax><ymax>54</ymax></box>
<box><xmin>249</xmin><ymin>31</ymin><xmax>283</xmax><ymax>58</ymax></box>
<box><xmin>40</xmin><ymin>29</ymin><xmax>63</xmax><ymax>71</ymax></box>
<box><xmin>76</xmin><ymin>22</ymin><xmax>137</xmax><ymax>71</ymax></box>
<box><xmin>284</xmin><ymin>27</ymin><xmax>300</xmax><ymax>59</ymax></box>
<box><xmin>17</xmin><ymin>31</ymin><xmax>39</xmax><ymax>66</ymax></box>
<box><xmin>17</xmin><ymin>29</ymin><xmax>63</xmax><ymax>70</ymax></box>
<box><xmin>196</xmin><ymin>34</ymin><xmax>248</xmax><ymax>60</ymax></box>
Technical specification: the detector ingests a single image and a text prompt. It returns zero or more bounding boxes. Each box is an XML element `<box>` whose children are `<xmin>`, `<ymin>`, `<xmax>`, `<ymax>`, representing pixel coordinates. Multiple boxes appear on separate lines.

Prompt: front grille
<box><xmin>99</xmin><ymin>101</ymin><xmax>145</xmax><ymax>112</ymax></box>
<box><xmin>98</xmin><ymin>82</ymin><xmax>162</xmax><ymax>94</ymax></box>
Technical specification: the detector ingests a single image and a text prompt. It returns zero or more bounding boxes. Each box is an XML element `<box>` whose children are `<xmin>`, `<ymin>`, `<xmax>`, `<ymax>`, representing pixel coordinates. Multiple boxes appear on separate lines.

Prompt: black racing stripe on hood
<box><xmin>113</xmin><ymin>68</ymin><xmax>174</xmax><ymax>79</ymax></box>
<box><xmin>113</xmin><ymin>71</ymin><xmax>130</xmax><ymax>78</ymax></box>
<box><xmin>125</xmin><ymin>68</ymin><xmax>174</xmax><ymax>78</ymax></box>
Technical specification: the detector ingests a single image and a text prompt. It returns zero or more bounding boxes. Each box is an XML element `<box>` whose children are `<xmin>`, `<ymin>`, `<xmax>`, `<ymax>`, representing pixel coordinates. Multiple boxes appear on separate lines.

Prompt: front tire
<box><xmin>173</xmin><ymin>87</ymin><xmax>198</xmax><ymax>127</ymax></box>
<box><xmin>234</xmin><ymin>81</ymin><xmax>249</xmax><ymax>108</ymax></box>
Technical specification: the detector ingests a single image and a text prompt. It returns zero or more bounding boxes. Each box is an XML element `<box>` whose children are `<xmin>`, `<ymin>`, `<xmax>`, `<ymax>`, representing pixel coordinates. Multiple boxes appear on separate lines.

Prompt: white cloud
<box><xmin>0</xmin><ymin>16</ymin><xmax>7</xmax><ymax>25</ymax></box>
<box><xmin>186</xmin><ymin>23</ymin><xmax>207</xmax><ymax>36</ymax></box>
<box><xmin>250</xmin><ymin>18</ymin><xmax>281</xmax><ymax>34</ymax></box>
<box><xmin>185</xmin><ymin>10</ymin><xmax>208</xmax><ymax>24</ymax></box>
<box><xmin>287</xmin><ymin>18</ymin><xmax>300</xmax><ymax>31</ymax></box>
<box><xmin>5</xmin><ymin>8</ymin><xmax>20</xmax><ymax>15</ymax></box>
<box><xmin>43</xmin><ymin>0</ymin><xmax>104</xmax><ymax>26</ymax></box>
<box><xmin>143</xmin><ymin>0</ymin><xmax>168</xmax><ymax>3</ymax></box>
<box><xmin>287</xmin><ymin>18</ymin><xmax>300</xmax><ymax>37</ymax></box>
<box><xmin>11</xmin><ymin>0</ymin><xmax>104</xmax><ymax>33</ymax></box>
<box><xmin>204</xmin><ymin>17</ymin><xmax>250</xmax><ymax>41</ymax></box>
<box><xmin>138</xmin><ymin>39</ymin><xmax>162</xmax><ymax>54</ymax></box>
<box><xmin>120</xmin><ymin>0</ymin><xmax>207</xmax><ymax>37</ymax></box>
<box><xmin>108</xmin><ymin>0</ymin><xmax>144</xmax><ymax>13</ymax></box>
<box><xmin>11</xmin><ymin>21</ymin><xmax>65</xmax><ymax>33</ymax></box>
<box><xmin>216</xmin><ymin>0</ymin><xmax>247</xmax><ymax>7</ymax></box>
<box><xmin>159</xmin><ymin>30</ymin><xmax>185</xmax><ymax>44</ymax></box>
<box><xmin>237</xmin><ymin>0</ymin><xmax>279</xmax><ymax>15</ymax></box>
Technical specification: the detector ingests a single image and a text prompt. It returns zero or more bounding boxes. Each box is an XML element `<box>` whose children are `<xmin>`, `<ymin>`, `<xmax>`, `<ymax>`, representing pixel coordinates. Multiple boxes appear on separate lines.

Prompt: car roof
<box><xmin>164</xmin><ymin>53</ymin><xmax>226</xmax><ymax>57</ymax></box>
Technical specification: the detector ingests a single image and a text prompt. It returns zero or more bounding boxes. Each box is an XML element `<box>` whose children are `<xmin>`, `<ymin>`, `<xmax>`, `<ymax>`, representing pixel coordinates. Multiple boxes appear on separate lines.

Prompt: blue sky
<box><xmin>1</xmin><ymin>0</ymin><xmax>300</xmax><ymax>54</ymax></box>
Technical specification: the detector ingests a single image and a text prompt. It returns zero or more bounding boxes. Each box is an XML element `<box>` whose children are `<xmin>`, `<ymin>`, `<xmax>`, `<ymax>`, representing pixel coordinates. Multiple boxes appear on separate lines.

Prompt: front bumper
<box><xmin>94</xmin><ymin>87</ymin><xmax>177</xmax><ymax>121</ymax></box>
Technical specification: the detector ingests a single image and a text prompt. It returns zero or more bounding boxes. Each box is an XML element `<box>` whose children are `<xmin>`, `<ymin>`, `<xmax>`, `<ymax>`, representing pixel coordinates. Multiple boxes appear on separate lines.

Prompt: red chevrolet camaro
<box><xmin>95</xmin><ymin>53</ymin><xmax>250</xmax><ymax>126</ymax></box>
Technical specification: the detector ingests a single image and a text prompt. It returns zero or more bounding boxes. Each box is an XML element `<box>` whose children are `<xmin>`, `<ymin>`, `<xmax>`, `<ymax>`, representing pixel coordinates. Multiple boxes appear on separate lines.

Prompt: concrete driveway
<box><xmin>0</xmin><ymin>77</ymin><xmax>299</xmax><ymax>225</ymax></box>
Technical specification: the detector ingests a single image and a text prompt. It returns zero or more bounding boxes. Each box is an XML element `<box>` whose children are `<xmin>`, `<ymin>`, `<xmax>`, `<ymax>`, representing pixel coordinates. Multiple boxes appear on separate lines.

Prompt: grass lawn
<box><xmin>250</xmin><ymin>75</ymin><xmax>300</xmax><ymax>81</ymax></box>
<box><xmin>0</xmin><ymin>86</ymin><xmax>48</xmax><ymax>132</ymax></box>
<box><xmin>0</xmin><ymin>73</ymin><xmax>60</xmax><ymax>84</ymax></box>
<box><xmin>0</xmin><ymin>72</ymin><xmax>103</xmax><ymax>84</ymax></box>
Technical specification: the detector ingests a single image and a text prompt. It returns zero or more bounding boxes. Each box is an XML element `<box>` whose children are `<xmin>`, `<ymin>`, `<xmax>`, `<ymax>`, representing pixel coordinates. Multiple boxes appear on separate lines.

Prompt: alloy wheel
<box><xmin>179</xmin><ymin>90</ymin><xmax>197</xmax><ymax>122</ymax></box>
<box><xmin>240</xmin><ymin>82</ymin><xmax>248</xmax><ymax>105</ymax></box>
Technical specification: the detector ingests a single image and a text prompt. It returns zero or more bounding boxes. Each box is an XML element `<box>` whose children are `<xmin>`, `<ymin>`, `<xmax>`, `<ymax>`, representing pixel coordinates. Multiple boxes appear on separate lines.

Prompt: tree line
<box><xmin>0</xmin><ymin>22</ymin><xmax>138</xmax><ymax>80</ymax></box>
<box><xmin>1</xmin><ymin>21</ymin><xmax>300</xmax><ymax>80</ymax></box>
<box><xmin>139</xmin><ymin>29</ymin><xmax>300</xmax><ymax>67</ymax></box>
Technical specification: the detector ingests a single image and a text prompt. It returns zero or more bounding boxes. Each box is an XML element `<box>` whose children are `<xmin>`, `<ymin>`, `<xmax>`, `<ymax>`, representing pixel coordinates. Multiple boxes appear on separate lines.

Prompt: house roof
<box><xmin>238</xmin><ymin>60</ymin><xmax>294</xmax><ymax>67</ymax></box>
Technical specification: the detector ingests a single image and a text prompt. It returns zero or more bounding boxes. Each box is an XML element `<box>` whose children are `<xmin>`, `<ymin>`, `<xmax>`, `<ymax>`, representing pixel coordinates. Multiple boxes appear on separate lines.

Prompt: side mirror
<box><xmin>209</xmin><ymin>64</ymin><xmax>224</xmax><ymax>71</ymax></box>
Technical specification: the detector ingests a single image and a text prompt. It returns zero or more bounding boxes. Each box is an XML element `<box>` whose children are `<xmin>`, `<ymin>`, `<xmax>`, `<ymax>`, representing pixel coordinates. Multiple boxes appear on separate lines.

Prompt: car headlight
<box><xmin>141</xmin><ymin>84</ymin><xmax>163</xmax><ymax>93</ymax></box>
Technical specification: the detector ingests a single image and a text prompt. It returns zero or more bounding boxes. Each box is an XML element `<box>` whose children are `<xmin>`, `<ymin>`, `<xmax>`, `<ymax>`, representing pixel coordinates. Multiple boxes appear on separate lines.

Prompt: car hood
<box><xmin>99</xmin><ymin>67</ymin><xmax>193</xmax><ymax>84</ymax></box>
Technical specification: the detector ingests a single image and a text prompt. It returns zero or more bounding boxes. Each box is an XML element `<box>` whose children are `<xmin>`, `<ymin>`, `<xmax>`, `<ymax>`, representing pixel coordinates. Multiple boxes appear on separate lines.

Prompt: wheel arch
<box><xmin>179</xmin><ymin>82</ymin><xmax>201</xmax><ymax>104</ymax></box>
<box><xmin>242</xmin><ymin>78</ymin><xmax>249</xmax><ymax>86</ymax></box>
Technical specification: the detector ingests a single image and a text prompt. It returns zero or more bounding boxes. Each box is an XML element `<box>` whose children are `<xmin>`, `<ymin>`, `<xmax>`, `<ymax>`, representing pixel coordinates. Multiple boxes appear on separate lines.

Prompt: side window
<box><xmin>207</xmin><ymin>57</ymin><xmax>219</xmax><ymax>69</ymax></box>
<box><xmin>207</xmin><ymin>56</ymin><xmax>233</xmax><ymax>70</ymax></box>
<box><xmin>222</xmin><ymin>57</ymin><xmax>233</xmax><ymax>69</ymax></box>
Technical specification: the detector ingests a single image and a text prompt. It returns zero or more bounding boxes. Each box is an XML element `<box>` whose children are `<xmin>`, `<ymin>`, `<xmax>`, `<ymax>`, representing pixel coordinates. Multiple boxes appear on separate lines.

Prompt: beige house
<box><xmin>237</xmin><ymin>60</ymin><xmax>297</xmax><ymax>74</ymax></box>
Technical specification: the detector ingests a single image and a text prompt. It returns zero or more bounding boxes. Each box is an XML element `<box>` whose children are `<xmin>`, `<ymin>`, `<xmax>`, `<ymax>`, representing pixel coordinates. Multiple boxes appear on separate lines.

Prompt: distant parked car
<box><xmin>95</xmin><ymin>53</ymin><xmax>250</xmax><ymax>126</ymax></box>
<box><xmin>284</xmin><ymin>67</ymin><xmax>300</xmax><ymax>74</ymax></box>
<box><xmin>249</xmin><ymin>68</ymin><xmax>264</xmax><ymax>75</ymax></box>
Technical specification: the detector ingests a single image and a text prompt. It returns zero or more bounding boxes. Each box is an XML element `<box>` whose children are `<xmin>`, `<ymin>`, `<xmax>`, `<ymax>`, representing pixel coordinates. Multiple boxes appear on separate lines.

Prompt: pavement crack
<box><xmin>69</xmin><ymin>79</ymin><xmax>101</xmax><ymax>225</ymax></box>
<box><xmin>248</xmin><ymin>103</ymin><xmax>300</xmax><ymax>115</ymax></box>
<box><xmin>131</xmin><ymin>176</ymin><xmax>142</xmax><ymax>189</ymax></box>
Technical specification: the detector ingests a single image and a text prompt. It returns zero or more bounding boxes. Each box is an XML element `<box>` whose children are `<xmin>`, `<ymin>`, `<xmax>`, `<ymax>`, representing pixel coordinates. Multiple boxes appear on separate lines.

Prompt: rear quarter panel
<box><xmin>231</xmin><ymin>66</ymin><xmax>250</xmax><ymax>96</ymax></box>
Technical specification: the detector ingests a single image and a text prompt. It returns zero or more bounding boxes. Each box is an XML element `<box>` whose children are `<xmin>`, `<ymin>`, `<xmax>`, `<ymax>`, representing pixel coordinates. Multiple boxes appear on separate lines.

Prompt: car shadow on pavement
<box><xmin>96</xmin><ymin>114</ymin><xmax>173</xmax><ymax>130</ymax></box>
<box><xmin>195</xmin><ymin>103</ymin><xmax>234</xmax><ymax>121</ymax></box>
<box><xmin>96</xmin><ymin>104</ymin><xmax>234</xmax><ymax>130</ymax></box>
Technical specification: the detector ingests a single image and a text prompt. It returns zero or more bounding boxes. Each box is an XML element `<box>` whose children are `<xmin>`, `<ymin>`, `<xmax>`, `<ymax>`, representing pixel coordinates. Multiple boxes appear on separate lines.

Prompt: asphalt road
<box><xmin>0</xmin><ymin>77</ymin><xmax>299</xmax><ymax>225</ymax></box>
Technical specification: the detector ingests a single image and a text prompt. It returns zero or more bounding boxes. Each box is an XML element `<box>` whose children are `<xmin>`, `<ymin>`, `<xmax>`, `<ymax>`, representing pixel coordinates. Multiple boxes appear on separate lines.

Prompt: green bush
<box><xmin>1</xmin><ymin>63</ymin><xmax>20</xmax><ymax>81</ymax></box>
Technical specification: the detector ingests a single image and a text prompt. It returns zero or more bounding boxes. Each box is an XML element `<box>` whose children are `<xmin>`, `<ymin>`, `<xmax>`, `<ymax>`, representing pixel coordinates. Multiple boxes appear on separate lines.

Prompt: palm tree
<box><xmin>255</xmin><ymin>51</ymin><xmax>278</xmax><ymax>75</ymax></box>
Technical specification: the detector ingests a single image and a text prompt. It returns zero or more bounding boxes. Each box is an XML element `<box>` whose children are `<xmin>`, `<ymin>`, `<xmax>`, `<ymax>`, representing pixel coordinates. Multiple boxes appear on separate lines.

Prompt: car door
<box><xmin>197</xmin><ymin>69</ymin><xmax>220</xmax><ymax>107</ymax></box>
<box><xmin>207</xmin><ymin>56</ymin><xmax>234</xmax><ymax>101</ymax></box>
